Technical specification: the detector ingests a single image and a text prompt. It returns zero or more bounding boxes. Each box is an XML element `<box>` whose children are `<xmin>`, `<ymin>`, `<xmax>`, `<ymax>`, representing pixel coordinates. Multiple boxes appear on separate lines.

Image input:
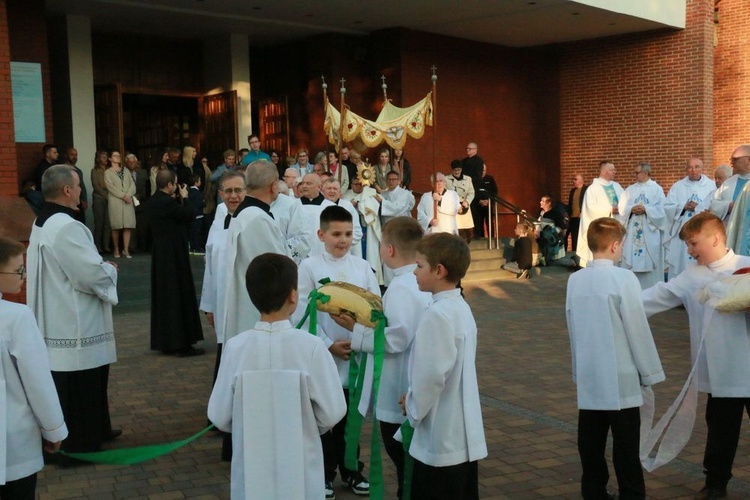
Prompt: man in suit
<box><xmin>126</xmin><ymin>153</ymin><xmax>150</xmax><ymax>253</ymax></box>
<box><xmin>566</xmin><ymin>174</ymin><xmax>587</xmax><ymax>253</ymax></box>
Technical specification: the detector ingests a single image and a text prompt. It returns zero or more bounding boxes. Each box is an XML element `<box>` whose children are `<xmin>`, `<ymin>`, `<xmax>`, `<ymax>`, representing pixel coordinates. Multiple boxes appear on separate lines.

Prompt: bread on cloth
<box><xmin>317</xmin><ymin>281</ymin><xmax>383</xmax><ymax>327</ymax></box>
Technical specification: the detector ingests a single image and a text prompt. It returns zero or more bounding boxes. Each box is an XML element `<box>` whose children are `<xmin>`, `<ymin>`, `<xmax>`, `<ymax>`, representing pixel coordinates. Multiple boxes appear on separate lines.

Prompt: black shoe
<box><xmin>343</xmin><ymin>471</ymin><xmax>369</xmax><ymax>496</ymax></box>
<box><xmin>176</xmin><ymin>347</ymin><xmax>205</xmax><ymax>357</ymax></box>
<box><xmin>694</xmin><ymin>486</ymin><xmax>728</xmax><ymax>499</ymax></box>
<box><xmin>325</xmin><ymin>481</ymin><xmax>335</xmax><ymax>499</ymax></box>
<box><xmin>104</xmin><ymin>428</ymin><xmax>123</xmax><ymax>441</ymax></box>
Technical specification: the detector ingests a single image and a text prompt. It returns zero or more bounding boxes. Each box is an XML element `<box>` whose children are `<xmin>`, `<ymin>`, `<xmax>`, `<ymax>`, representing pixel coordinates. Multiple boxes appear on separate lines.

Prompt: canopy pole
<box><xmin>431</xmin><ymin>66</ymin><xmax>438</xmax><ymax>221</ymax></box>
<box><xmin>337</xmin><ymin>78</ymin><xmax>347</xmax><ymax>184</ymax></box>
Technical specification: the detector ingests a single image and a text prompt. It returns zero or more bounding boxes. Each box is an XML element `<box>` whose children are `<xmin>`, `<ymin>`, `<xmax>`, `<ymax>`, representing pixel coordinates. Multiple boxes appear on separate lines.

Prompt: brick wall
<box><xmin>7</xmin><ymin>0</ymin><xmax>53</xmax><ymax>191</ymax></box>
<box><xmin>559</xmin><ymin>0</ymin><xmax>714</xmax><ymax>200</ymax></box>
<box><xmin>0</xmin><ymin>0</ymin><xmax>17</xmax><ymax>197</ymax></box>
<box><xmin>714</xmin><ymin>0</ymin><xmax>750</xmax><ymax>163</ymax></box>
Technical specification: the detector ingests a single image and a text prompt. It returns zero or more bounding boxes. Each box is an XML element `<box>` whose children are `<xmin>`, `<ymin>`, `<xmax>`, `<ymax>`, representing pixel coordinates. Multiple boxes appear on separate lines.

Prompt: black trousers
<box><xmin>381</xmin><ymin>421</ymin><xmax>405</xmax><ymax>498</ymax></box>
<box><xmin>322</xmin><ymin>388</ymin><xmax>363</xmax><ymax>482</ymax></box>
<box><xmin>0</xmin><ymin>473</ymin><xmax>37</xmax><ymax>500</ymax></box>
<box><xmin>52</xmin><ymin>365</ymin><xmax>112</xmax><ymax>452</ymax></box>
<box><xmin>472</xmin><ymin>199</ymin><xmax>486</xmax><ymax>238</ymax></box>
<box><xmin>567</xmin><ymin>217</ymin><xmax>581</xmax><ymax>252</ymax></box>
<box><xmin>578</xmin><ymin>408</ymin><xmax>645</xmax><ymax>499</ymax></box>
<box><xmin>702</xmin><ymin>394</ymin><xmax>750</xmax><ymax>488</ymax></box>
<box><xmin>411</xmin><ymin>459</ymin><xmax>478</xmax><ymax>500</ymax></box>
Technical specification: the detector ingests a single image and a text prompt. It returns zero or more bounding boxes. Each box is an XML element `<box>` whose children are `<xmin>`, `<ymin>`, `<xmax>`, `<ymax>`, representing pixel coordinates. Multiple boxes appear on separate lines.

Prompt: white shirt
<box><xmin>643</xmin><ymin>250</ymin><xmax>750</xmax><ymax>396</ymax></box>
<box><xmin>27</xmin><ymin>212</ymin><xmax>118</xmax><ymax>371</ymax></box>
<box><xmin>567</xmin><ymin>260</ymin><xmax>665</xmax><ymax>410</ymax></box>
<box><xmin>0</xmin><ymin>296</ymin><xmax>68</xmax><ymax>484</ymax></box>
<box><xmin>270</xmin><ymin>194</ymin><xmax>312</xmax><ymax>263</ymax></box>
<box><xmin>576</xmin><ymin>177</ymin><xmax>624</xmax><ymax>266</ymax></box>
<box><xmin>222</xmin><ymin>205</ymin><xmax>287</xmax><ymax>342</ymax></box>
<box><xmin>405</xmin><ymin>288</ymin><xmax>487</xmax><ymax>467</ymax></box>
<box><xmin>380</xmin><ymin>186</ymin><xmax>415</xmax><ymax>223</ymax></box>
<box><xmin>293</xmin><ymin>252</ymin><xmax>381</xmax><ymax>387</ymax></box>
<box><xmin>200</xmin><ymin>203</ymin><xmax>230</xmax><ymax>343</ymax></box>
<box><xmin>416</xmin><ymin>190</ymin><xmax>459</xmax><ymax>235</ymax></box>
<box><xmin>350</xmin><ymin>264</ymin><xmax>431</xmax><ymax>423</ymax></box>
<box><xmin>208</xmin><ymin>320</ymin><xmax>346</xmax><ymax>500</ymax></box>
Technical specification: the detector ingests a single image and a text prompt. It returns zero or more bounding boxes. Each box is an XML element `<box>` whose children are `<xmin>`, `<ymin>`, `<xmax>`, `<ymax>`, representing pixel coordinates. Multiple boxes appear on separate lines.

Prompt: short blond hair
<box><xmin>680</xmin><ymin>212</ymin><xmax>726</xmax><ymax>242</ymax></box>
<box><xmin>382</xmin><ymin>217</ymin><xmax>423</xmax><ymax>258</ymax></box>
<box><xmin>586</xmin><ymin>217</ymin><xmax>625</xmax><ymax>252</ymax></box>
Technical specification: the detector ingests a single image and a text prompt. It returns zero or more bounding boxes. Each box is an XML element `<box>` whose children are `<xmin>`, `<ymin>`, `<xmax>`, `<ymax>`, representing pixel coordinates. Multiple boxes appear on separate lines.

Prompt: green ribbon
<box><xmin>60</xmin><ymin>425</ymin><xmax>214</xmax><ymax>465</ymax></box>
<box><xmin>400</xmin><ymin>420</ymin><xmax>415</xmax><ymax>500</ymax></box>
<box><xmin>295</xmin><ymin>284</ymin><xmax>331</xmax><ymax>334</ymax></box>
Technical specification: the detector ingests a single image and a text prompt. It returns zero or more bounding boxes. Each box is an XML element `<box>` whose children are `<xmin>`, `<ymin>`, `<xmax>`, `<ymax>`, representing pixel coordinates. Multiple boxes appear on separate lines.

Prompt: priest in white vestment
<box><xmin>375</xmin><ymin>171</ymin><xmax>415</xmax><ymax>285</ymax></box>
<box><xmin>27</xmin><ymin>165</ymin><xmax>119</xmax><ymax>455</ymax></box>
<box><xmin>417</xmin><ymin>173</ymin><xmax>459</xmax><ymax>235</ymax></box>
<box><xmin>711</xmin><ymin>145</ymin><xmax>750</xmax><ymax>221</ymax></box>
<box><xmin>271</xmin><ymin>181</ymin><xmax>312</xmax><ymax>263</ymax></box>
<box><xmin>200</xmin><ymin>171</ymin><xmax>245</xmax><ymax>373</ymax></box>
<box><xmin>298</xmin><ymin>173</ymin><xmax>336</xmax><ymax>257</ymax></box>
<box><xmin>222</xmin><ymin>162</ymin><xmax>287</xmax><ymax>343</ymax></box>
<box><xmin>664</xmin><ymin>158</ymin><xmax>716</xmax><ymax>278</ymax></box>
<box><xmin>576</xmin><ymin>161</ymin><xmax>624</xmax><ymax>267</ymax></box>
<box><xmin>617</xmin><ymin>163</ymin><xmax>669</xmax><ymax>289</ymax></box>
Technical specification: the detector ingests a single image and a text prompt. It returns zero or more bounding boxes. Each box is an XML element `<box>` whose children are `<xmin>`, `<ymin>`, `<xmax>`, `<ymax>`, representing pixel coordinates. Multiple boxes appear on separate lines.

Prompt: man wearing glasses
<box><xmin>711</xmin><ymin>145</ymin><xmax>750</xmax><ymax>222</ymax></box>
<box><xmin>239</xmin><ymin>134</ymin><xmax>271</xmax><ymax>167</ymax></box>
<box><xmin>26</xmin><ymin>165</ymin><xmax>121</xmax><ymax>463</ymax></box>
<box><xmin>722</xmin><ymin>146</ymin><xmax>750</xmax><ymax>255</ymax></box>
<box><xmin>461</xmin><ymin>142</ymin><xmax>487</xmax><ymax>238</ymax></box>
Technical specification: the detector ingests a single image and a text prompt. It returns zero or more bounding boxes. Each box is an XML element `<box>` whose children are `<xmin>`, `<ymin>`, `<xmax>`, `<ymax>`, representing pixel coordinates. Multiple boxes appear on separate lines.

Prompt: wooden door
<box><xmin>259</xmin><ymin>96</ymin><xmax>289</xmax><ymax>155</ymax></box>
<box><xmin>94</xmin><ymin>83</ymin><xmax>124</xmax><ymax>152</ymax></box>
<box><xmin>199</xmin><ymin>90</ymin><xmax>238</xmax><ymax>167</ymax></box>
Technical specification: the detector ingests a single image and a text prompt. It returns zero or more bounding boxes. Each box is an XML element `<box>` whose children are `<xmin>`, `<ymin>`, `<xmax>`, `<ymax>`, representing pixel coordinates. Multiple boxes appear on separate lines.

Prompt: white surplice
<box><xmin>664</xmin><ymin>175</ymin><xmax>716</xmax><ymax>278</ymax></box>
<box><xmin>576</xmin><ymin>177</ymin><xmax>624</xmax><ymax>267</ymax></box>
<box><xmin>711</xmin><ymin>173</ymin><xmax>750</xmax><ymax>220</ymax></box>
<box><xmin>27</xmin><ymin>213</ymin><xmax>118</xmax><ymax>371</ymax></box>
<box><xmin>618</xmin><ymin>179</ymin><xmax>669</xmax><ymax>289</ymax></box>
<box><xmin>416</xmin><ymin>190</ymin><xmax>459</xmax><ymax>235</ymax></box>
<box><xmin>404</xmin><ymin>289</ymin><xmax>487</xmax><ymax>467</ymax></box>
<box><xmin>567</xmin><ymin>260</ymin><xmax>665</xmax><ymax>410</ymax></box>
<box><xmin>207</xmin><ymin>320</ymin><xmax>346</xmax><ymax>500</ymax></box>
<box><xmin>293</xmin><ymin>252</ymin><xmax>381</xmax><ymax>387</ymax></box>
<box><xmin>270</xmin><ymin>194</ymin><xmax>312</xmax><ymax>263</ymax></box>
<box><xmin>350</xmin><ymin>265</ymin><xmax>431</xmax><ymax>423</ymax></box>
<box><xmin>0</xmin><ymin>296</ymin><xmax>68</xmax><ymax>485</ymax></box>
<box><xmin>298</xmin><ymin>199</ymin><xmax>335</xmax><ymax>258</ymax></box>
<box><xmin>222</xmin><ymin>206</ymin><xmax>287</xmax><ymax>343</ymax></box>
<box><xmin>200</xmin><ymin>203</ymin><xmax>230</xmax><ymax>343</ymax></box>
<box><xmin>380</xmin><ymin>186</ymin><xmax>415</xmax><ymax>224</ymax></box>
<box><xmin>643</xmin><ymin>250</ymin><xmax>750</xmax><ymax>396</ymax></box>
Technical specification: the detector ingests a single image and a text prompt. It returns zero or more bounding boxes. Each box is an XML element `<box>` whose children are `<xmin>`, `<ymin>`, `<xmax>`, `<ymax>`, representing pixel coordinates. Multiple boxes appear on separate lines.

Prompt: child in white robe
<box><xmin>292</xmin><ymin>205</ymin><xmax>381</xmax><ymax>499</ymax></box>
<box><xmin>566</xmin><ymin>217</ymin><xmax>664</xmax><ymax>499</ymax></box>
<box><xmin>207</xmin><ymin>253</ymin><xmax>346</xmax><ymax>500</ymax></box>
<box><xmin>332</xmin><ymin>217</ymin><xmax>431</xmax><ymax>498</ymax></box>
<box><xmin>0</xmin><ymin>237</ymin><xmax>67</xmax><ymax>497</ymax></box>
<box><xmin>401</xmin><ymin>233</ymin><xmax>487</xmax><ymax>499</ymax></box>
<box><xmin>642</xmin><ymin>212</ymin><xmax>750</xmax><ymax>498</ymax></box>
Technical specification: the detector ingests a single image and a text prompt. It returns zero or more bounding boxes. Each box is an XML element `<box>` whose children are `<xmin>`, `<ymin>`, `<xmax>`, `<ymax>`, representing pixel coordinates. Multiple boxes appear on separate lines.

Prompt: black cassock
<box><xmin>143</xmin><ymin>190</ymin><xmax>204</xmax><ymax>352</ymax></box>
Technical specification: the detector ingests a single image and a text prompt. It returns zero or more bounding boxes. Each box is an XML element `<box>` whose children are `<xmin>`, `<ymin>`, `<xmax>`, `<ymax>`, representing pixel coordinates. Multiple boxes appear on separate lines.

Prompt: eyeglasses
<box><xmin>0</xmin><ymin>265</ymin><xmax>26</xmax><ymax>280</ymax></box>
<box><xmin>222</xmin><ymin>188</ymin><xmax>246</xmax><ymax>195</ymax></box>
<box><xmin>730</xmin><ymin>156</ymin><xmax>750</xmax><ymax>164</ymax></box>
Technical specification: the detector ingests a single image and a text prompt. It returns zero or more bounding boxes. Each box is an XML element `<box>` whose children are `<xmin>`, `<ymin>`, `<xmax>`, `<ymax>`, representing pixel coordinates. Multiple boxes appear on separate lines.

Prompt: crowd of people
<box><xmin>5</xmin><ymin>136</ymin><xmax>500</xmax><ymax>499</ymax></box>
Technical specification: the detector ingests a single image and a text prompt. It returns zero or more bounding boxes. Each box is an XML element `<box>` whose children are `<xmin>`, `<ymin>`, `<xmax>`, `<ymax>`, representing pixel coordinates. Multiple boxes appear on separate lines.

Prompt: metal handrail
<box><xmin>485</xmin><ymin>194</ymin><xmax>535</xmax><ymax>250</ymax></box>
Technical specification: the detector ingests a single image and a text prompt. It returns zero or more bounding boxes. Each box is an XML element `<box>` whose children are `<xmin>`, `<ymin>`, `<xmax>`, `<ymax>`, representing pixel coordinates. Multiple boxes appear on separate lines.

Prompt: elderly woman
<box><xmin>104</xmin><ymin>150</ymin><xmax>136</xmax><ymax>258</ymax></box>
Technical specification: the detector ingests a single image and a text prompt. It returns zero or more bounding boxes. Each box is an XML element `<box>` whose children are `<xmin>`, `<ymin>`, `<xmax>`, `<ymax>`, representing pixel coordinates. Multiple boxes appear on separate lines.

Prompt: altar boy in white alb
<box><xmin>293</xmin><ymin>205</ymin><xmax>381</xmax><ymax>498</ymax></box>
<box><xmin>642</xmin><ymin>212</ymin><xmax>750</xmax><ymax>499</ymax></box>
<box><xmin>0</xmin><ymin>237</ymin><xmax>67</xmax><ymax>497</ymax></box>
<box><xmin>208</xmin><ymin>253</ymin><xmax>346</xmax><ymax>500</ymax></box>
<box><xmin>567</xmin><ymin>217</ymin><xmax>664</xmax><ymax>499</ymax></box>
<box><xmin>402</xmin><ymin>233</ymin><xmax>487</xmax><ymax>499</ymax></box>
<box><xmin>332</xmin><ymin>217</ymin><xmax>431</xmax><ymax>498</ymax></box>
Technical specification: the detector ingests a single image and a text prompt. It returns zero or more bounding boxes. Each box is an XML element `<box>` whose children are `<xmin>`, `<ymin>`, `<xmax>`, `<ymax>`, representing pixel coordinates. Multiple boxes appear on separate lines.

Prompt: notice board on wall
<box><xmin>10</xmin><ymin>62</ymin><xmax>45</xmax><ymax>143</ymax></box>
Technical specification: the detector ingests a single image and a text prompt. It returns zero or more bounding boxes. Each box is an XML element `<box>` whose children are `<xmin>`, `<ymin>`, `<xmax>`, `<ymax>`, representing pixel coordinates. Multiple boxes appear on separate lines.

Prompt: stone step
<box><xmin>471</xmin><ymin>248</ymin><xmax>505</xmax><ymax>260</ymax></box>
<box><xmin>468</xmin><ymin>256</ymin><xmax>506</xmax><ymax>272</ymax></box>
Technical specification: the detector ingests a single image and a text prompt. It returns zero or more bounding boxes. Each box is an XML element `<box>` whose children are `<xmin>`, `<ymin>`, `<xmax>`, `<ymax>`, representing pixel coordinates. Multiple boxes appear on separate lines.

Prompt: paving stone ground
<box><xmin>35</xmin><ymin>253</ymin><xmax>750</xmax><ymax>499</ymax></box>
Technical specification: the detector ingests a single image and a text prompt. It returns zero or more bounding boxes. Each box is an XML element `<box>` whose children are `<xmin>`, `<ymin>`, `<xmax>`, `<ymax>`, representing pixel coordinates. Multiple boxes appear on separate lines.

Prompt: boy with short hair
<box><xmin>566</xmin><ymin>217</ymin><xmax>665</xmax><ymax>499</ymax></box>
<box><xmin>207</xmin><ymin>253</ymin><xmax>346</xmax><ymax>499</ymax></box>
<box><xmin>293</xmin><ymin>205</ymin><xmax>381</xmax><ymax>499</ymax></box>
<box><xmin>0</xmin><ymin>237</ymin><xmax>67</xmax><ymax>497</ymax></box>
<box><xmin>401</xmin><ymin>233</ymin><xmax>487</xmax><ymax>500</ymax></box>
<box><xmin>332</xmin><ymin>216</ymin><xmax>431</xmax><ymax>498</ymax></box>
<box><xmin>501</xmin><ymin>222</ymin><xmax>539</xmax><ymax>279</ymax></box>
<box><xmin>642</xmin><ymin>212</ymin><xmax>750</xmax><ymax>499</ymax></box>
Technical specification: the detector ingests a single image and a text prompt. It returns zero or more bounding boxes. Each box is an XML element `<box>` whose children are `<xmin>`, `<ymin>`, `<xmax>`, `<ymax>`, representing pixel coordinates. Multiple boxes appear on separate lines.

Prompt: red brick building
<box><xmin>0</xmin><ymin>0</ymin><xmax>745</xmax><ymax>238</ymax></box>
